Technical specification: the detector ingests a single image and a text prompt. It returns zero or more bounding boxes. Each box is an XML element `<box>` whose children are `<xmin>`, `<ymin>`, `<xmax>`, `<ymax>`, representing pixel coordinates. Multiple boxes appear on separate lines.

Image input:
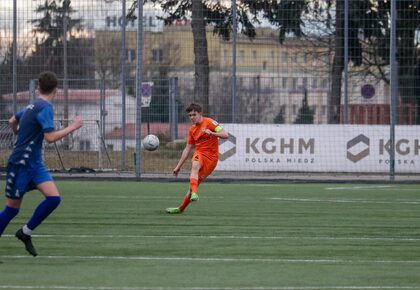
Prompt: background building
<box><xmin>95</xmin><ymin>23</ymin><xmax>394</xmax><ymax>125</ymax></box>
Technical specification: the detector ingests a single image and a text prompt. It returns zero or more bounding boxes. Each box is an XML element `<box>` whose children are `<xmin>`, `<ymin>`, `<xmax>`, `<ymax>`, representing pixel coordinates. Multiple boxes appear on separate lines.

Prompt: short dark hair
<box><xmin>186</xmin><ymin>103</ymin><xmax>202</xmax><ymax>113</ymax></box>
<box><xmin>38</xmin><ymin>71</ymin><xmax>58</xmax><ymax>95</ymax></box>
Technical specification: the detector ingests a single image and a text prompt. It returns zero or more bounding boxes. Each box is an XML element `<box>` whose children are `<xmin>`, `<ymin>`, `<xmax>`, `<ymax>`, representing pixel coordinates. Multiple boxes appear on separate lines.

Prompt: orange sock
<box><xmin>179</xmin><ymin>179</ymin><xmax>199</xmax><ymax>212</ymax></box>
<box><xmin>179</xmin><ymin>193</ymin><xmax>191</xmax><ymax>212</ymax></box>
<box><xmin>190</xmin><ymin>178</ymin><xmax>199</xmax><ymax>193</ymax></box>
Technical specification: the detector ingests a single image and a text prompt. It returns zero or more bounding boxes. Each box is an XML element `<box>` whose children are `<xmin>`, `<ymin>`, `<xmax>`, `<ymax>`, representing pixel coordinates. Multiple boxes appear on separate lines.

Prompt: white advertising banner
<box><xmin>216</xmin><ymin>124</ymin><xmax>420</xmax><ymax>173</ymax></box>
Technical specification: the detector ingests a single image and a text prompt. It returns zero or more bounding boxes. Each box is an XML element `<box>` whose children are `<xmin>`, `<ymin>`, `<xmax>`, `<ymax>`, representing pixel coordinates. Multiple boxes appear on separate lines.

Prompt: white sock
<box><xmin>22</xmin><ymin>225</ymin><xmax>33</xmax><ymax>236</ymax></box>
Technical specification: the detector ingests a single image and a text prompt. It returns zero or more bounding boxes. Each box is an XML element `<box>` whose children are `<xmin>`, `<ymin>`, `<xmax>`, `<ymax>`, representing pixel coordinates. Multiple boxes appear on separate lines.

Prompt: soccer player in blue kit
<box><xmin>0</xmin><ymin>71</ymin><xmax>83</xmax><ymax>256</ymax></box>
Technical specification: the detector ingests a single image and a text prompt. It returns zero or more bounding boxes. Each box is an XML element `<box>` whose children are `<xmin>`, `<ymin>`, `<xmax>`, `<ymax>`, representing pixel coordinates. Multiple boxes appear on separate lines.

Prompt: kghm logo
<box><xmin>347</xmin><ymin>134</ymin><xmax>370</xmax><ymax>163</ymax></box>
<box><xmin>219</xmin><ymin>133</ymin><xmax>236</xmax><ymax>161</ymax></box>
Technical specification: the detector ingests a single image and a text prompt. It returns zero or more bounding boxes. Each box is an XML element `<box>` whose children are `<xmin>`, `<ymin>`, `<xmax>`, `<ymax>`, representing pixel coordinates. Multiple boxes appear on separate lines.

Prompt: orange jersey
<box><xmin>187</xmin><ymin>117</ymin><xmax>221</xmax><ymax>160</ymax></box>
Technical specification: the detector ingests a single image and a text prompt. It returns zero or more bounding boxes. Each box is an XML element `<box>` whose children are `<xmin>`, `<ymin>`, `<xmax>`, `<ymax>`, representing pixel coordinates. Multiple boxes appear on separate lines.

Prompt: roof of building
<box><xmin>105</xmin><ymin>123</ymin><xmax>191</xmax><ymax>139</ymax></box>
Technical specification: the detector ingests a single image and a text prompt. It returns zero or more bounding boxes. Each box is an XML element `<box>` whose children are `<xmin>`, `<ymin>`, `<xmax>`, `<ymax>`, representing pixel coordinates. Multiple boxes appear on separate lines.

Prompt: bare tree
<box><xmin>95</xmin><ymin>33</ymin><xmax>122</xmax><ymax>87</ymax></box>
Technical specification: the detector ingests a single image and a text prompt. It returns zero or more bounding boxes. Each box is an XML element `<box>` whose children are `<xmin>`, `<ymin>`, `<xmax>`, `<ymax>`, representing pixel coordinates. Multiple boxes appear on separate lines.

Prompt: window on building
<box><xmin>152</xmin><ymin>49</ymin><xmax>163</xmax><ymax>63</ymax></box>
<box><xmin>282</xmin><ymin>52</ymin><xmax>288</xmax><ymax>63</ymax></box>
<box><xmin>126</xmin><ymin>49</ymin><xmax>136</xmax><ymax>62</ymax></box>
<box><xmin>239</xmin><ymin>50</ymin><xmax>245</xmax><ymax>62</ymax></box>
<box><xmin>252</xmin><ymin>50</ymin><xmax>257</xmax><ymax>60</ymax></box>
<box><xmin>224</xmin><ymin>49</ymin><xmax>228</xmax><ymax>62</ymax></box>
<box><xmin>302</xmin><ymin>53</ymin><xmax>308</xmax><ymax>64</ymax></box>
<box><xmin>302</xmin><ymin>77</ymin><xmax>308</xmax><ymax>88</ymax></box>
<box><xmin>292</xmin><ymin>78</ymin><xmax>297</xmax><ymax>89</ymax></box>
<box><xmin>253</xmin><ymin>77</ymin><xmax>259</xmax><ymax>87</ymax></box>
<box><xmin>321</xmin><ymin>105</ymin><xmax>327</xmax><ymax>116</ymax></box>
<box><xmin>312</xmin><ymin>78</ymin><xmax>318</xmax><ymax>89</ymax></box>
<box><xmin>321</xmin><ymin>78</ymin><xmax>328</xmax><ymax>88</ymax></box>
<box><xmin>271</xmin><ymin>51</ymin><xmax>275</xmax><ymax>61</ymax></box>
<box><xmin>79</xmin><ymin>140</ymin><xmax>91</xmax><ymax>151</ymax></box>
<box><xmin>293</xmin><ymin>104</ymin><xmax>297</xmax><ymax>115</ymax></box>
<box><xmin>312</xmin><ymin>54</ymin><xmax>318</xmax><ymax>64</ymax></box>
<box><xmin>282</xmin><ymin>78</ymin><xmax>288</xmax><ymax>89</ymax></box>
<box><xmin>291</xmin><ymin>53</ymin><xmax>297</xmax><ymax>64</ymax></box>
<box><xmin>263</xmin><ymin>61</ymin><xmax>267</xmax><ymax>70</ymax></box>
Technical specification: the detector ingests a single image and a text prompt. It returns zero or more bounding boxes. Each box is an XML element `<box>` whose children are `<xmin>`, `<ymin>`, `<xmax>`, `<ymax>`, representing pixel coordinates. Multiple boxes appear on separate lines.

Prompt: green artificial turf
<box><xmin>0</xmin><ymin>181</ymin><xmax>419</xmax><ymax>289</ymax></box>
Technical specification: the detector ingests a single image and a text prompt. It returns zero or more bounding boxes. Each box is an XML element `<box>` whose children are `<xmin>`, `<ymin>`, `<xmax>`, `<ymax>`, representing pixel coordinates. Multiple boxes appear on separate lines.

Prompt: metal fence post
<box><xmin>169</xmin><ymin>77</ymin><xmax>179</xmax><ymax>140</ymax></box>
<box><xmin>99</xmin><ymin>79</ymin><xmax>106</xmax><ymax>169</ymax></box>
<box><xmin>63</xmin><ymin>0</ymin><xmax>69</xmax><ymax>131</ymax></box>
<box><xmin>343</xmin><ymin>0</ymin><xmax>349</xmax><ymax>124</ymax></box>
<box><xmin>121</xmin><ymin>0</ymin><xmax>127</xmax><ymax>171</ymax></box>
<box><xmin>135</xmin><ymin>0</ymin><xmax>144</xmax><ymax>178</ymax></box>
<box><xmin>12</xmin><ymin>0</ymin><xmax>17</xmax><ymax>115</ymax></box>
<box><xmin>231</xmin><ymin>0</ymin><xmax>237</xmax><ymax>124</ymax></box>
<box><xmin>389</xmin><ymin>0</ymin><xmax>398</xmax><ymax>181</ymax></box>
<box><xmin>29</xmin><ymin>79</ymin><xmax>36</xmax><ymax>102</ymax></box>
<box><xmin>256</xmin><ymin>75</ymin><xmax>261</xmax><ymax>123</ymax></box>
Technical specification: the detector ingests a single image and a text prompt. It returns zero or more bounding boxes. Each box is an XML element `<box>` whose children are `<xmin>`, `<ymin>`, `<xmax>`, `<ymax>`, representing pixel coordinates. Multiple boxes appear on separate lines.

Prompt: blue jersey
<box><xmin>8</xmin><ymin>98</ymin><xmax>55</xmax><ymax>166</ymax></box>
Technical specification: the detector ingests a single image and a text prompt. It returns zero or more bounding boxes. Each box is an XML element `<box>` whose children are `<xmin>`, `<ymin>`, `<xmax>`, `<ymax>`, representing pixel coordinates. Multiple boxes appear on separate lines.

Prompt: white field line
<box><xmin>2</xmin><ymin>234</ymin><xmax>420</xmax><ymax>241</ymax></box>
<box><xmin>68</xmin><ymin>195</ymin><xmax>181</xmax><ymax>199</ymax></box>
<box><xmin>0</xmin><ymin>286</ymin><xmax>419</xmax><ymax>290</ymax></box>
<box><xmin>1</xmin><ymin>255</ymin><xmax>420</xmax><ymax>264</ymax></box>
<box><xmin>270</xmin><ymin>197</ymin><xmax>420</xmax><ymax>204</ymax></box>
<box><xmin>324</xmin><ymin>185</ymin><xmax>419</xmax><ymax>191</ymax></box>
<box><xmin>325</xmin><ymin>185</ymin><xmax>394</xmax><ymax>190</ymax></box>
<box><xmin>243</xmin><ymin>184</ymin><xmax>417</xmax><ymax>192</ymax></box>
<box><xmin>68</xmin><ymin>194</ymin><xmax>420</xmax><ymax>201</ymax></box>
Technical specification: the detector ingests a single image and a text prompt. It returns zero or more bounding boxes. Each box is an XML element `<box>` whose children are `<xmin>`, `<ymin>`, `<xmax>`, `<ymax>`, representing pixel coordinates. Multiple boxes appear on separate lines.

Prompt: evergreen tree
<box><xmin>294</xmin><ymin>89</ymin><xmax>314</xmax><ymax>124</ymax></box>
<box><xmin>30</xmin><ymin>0</ymin><xmax>83</xmax><ymax>75</ymax></box>
<box><xmin>273</xmin><ymin>106</ymin><xmax>285</xmax><ymax>124</ymax></box>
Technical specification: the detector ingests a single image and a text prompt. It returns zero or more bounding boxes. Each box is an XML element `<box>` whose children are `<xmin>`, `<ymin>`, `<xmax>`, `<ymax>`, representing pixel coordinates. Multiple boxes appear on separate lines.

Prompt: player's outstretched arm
<box><xmin>173</xmin><ymin>143</ymin><xmax>193</xmax><ymax>177</ymax></box>
<box><xmin>44</xmin><ymin>116</ymin><xmax>83</xmax><ymax>143</ymax></box>
<box><xmin>8</xmin><ymin>115</ymin><xmax>19</xmax><ymax>135</ymax></box>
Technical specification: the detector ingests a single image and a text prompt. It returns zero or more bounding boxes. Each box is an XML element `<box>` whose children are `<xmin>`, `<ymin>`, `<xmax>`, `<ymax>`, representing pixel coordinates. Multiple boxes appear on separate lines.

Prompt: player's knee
<box><xmin>191</xmin><ymin>161</ymin><xmax>201</xmax><ymax>172</ymax></box>
<box><xmin>46</xmin><ymin>196</ymin><xmax>61</xmax><ymax>208</ymax></box>
<box><xmin>6</xmin><ymin>198</ymin><xmax>22</xmax><ymax>209</ymax></box>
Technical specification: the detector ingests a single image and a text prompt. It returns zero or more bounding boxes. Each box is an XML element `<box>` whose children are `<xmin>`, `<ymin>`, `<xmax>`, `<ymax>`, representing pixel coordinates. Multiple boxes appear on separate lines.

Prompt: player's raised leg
<box><xmin>166</xmin><ymin>160</ymin><xmax>202</xmax><ymax>214</ymax></box>
<box><xmin>189</xmin><ymin>160</ymin><xmax>201</xmax><ymax>202</ymax></box>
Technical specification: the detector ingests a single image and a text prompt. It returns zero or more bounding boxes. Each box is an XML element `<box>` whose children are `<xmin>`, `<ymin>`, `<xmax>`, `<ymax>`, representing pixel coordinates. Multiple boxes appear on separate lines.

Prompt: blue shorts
<box><xmin>5</xmin><ymin>162</ymin><xmax>53</xmax><ymax>199</ymax></box>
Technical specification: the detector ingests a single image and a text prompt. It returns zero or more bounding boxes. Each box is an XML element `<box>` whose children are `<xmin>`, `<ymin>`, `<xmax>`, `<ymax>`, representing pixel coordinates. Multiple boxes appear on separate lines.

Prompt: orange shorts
<box><xmin>192</xmin><ymin>152</ymin><xmax>217</xmax><ymax>183</ymax></box>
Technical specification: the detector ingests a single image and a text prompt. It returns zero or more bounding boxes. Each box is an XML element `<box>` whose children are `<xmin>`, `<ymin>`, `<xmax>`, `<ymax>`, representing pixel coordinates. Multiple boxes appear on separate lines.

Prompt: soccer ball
<box><xmin>142</xmin><ymin>134</ymin><xmax>160</xmax><ymax>151</ymax></box>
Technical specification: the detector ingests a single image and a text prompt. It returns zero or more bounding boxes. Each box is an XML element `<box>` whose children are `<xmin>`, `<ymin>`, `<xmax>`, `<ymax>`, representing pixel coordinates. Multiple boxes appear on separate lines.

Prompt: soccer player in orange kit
<box><xmin>166</xmin><ymin>103</ymin><xmax>228</xmax><ymax>214</ymax></box>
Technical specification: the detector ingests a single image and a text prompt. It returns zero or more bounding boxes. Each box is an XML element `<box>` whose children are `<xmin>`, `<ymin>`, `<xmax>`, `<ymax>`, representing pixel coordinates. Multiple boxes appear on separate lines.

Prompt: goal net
<box><xmin>0</xmin><ymin>119</ymin><xmax>115</xmax><ymax>173</ymax></box>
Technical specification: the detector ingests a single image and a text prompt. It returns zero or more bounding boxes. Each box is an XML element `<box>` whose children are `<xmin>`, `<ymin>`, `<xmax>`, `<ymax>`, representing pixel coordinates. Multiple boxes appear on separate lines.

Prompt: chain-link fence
<box><xmin>0</xmin><ymin>1</ymin><xmax>419</xmax><ymax>180</ymax></box>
